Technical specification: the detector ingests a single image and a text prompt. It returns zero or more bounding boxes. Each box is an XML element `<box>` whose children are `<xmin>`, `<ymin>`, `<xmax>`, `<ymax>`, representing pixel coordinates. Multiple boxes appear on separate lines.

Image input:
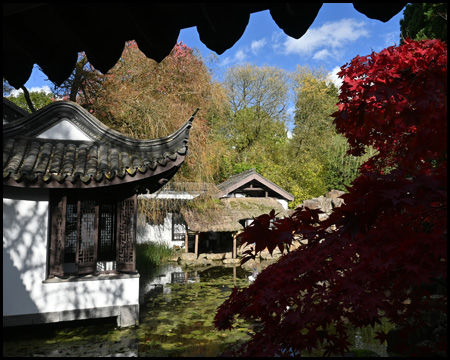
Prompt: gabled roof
<box><xmin>3</xmin><ymin>3</ymin><xmax>407</xmax><ymax>88</ymax></box>
<box><xmin>217</xmin><ymin>168</ymin><xmax>294</xmax><ymax>202</ymax></box>
<box><xmin>3</xmin><ymin>99</ymin><xmax>197</xmax><ymax>192</ymax></box>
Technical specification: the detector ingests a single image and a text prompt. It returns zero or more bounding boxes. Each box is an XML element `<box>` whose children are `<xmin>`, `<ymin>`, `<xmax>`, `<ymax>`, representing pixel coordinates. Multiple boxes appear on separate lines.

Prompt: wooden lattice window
<box><xmin>99</xmin><ymin>203</ymin><xmax>117</xmax><ymax>261</ymax></box>
<box><xmin>49</xmin><ymin>193</ymin><xmax>137</xmax><ymax>278</ymax></box>
<box><xmin>116</xmin><ymin>197</ymin><xmax>137</xmax><ymax>272</ymax></box>
<box><xmin>172</xmin><ymin>213</ymin><xmax>186</xmax><ymax>241</ymax></box>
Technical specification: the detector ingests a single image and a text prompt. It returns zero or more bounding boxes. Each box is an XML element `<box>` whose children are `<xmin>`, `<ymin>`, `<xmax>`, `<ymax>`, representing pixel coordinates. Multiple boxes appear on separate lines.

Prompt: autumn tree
<box><xmin>53</xmin><ymin>54</ymin><xmax>105</xmax><ymax>104</ymax></box>
<box><xmin>215</xmin><ymin>39</ymin><xmax>447</xmax><ymax>357</ymax></box>
<box><xmin>57</xmin><ymin>41</ymin><xmax>229</xmax><ymax>223</ymax></box>
<box><xmin>75</xmin><ymin>41</ymin><xmax>226</xmax><ymax>183</ymax></box>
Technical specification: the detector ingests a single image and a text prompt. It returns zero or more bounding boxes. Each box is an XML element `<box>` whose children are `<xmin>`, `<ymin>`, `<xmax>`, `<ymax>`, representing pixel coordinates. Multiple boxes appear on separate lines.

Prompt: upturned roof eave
<box><xmin>2</xmin><ymin>101</ymin><xmax>198</xmax><ymax>190</ymax></box>
<box><xmin>3</xmin><ymin>100</ymin><xmax>198</xmax><ymax>151</ymax></box>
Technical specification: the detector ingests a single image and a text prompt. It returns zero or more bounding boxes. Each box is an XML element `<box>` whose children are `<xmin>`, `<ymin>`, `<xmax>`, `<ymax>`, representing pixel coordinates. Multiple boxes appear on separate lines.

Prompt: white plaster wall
<box><xmin>277</xmin><ymin>198</ymin><xmax>289</xmax><ymax>210</ymax></box>
<box><xmin>37</xmin><ymin>119</ymin><xmax>92</xmax><ymax>141</ymax></box>
<box><xmin>137</xmin><ymin>213</ymin><xmax>185</xmax><ymax>248</ymax></box>
<box><xmin>3</xmin><ymin>197</ymin><xmax>139</xmax><ymax>317</ymax></box>
<box><xmin>3</xmin><ymin>198</ymin><xmax>49</xmax><ymax>316</ymax></box>
<box><xmin>36</xmin><ymin>278</ymin><xmax>139</xmax><ymax>313</ymax></box>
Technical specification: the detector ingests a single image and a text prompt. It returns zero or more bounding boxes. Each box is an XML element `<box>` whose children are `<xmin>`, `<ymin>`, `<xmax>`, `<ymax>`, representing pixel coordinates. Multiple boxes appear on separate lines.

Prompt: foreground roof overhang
<box><xmin>3</xmin><ymin>100</ymin><xmax>197</xmax><ymax>193</ymax></box>
<box><xmin>3</xmin><ymin>3</ymin><xmax>407</xmax><ymax>89</ymax></box>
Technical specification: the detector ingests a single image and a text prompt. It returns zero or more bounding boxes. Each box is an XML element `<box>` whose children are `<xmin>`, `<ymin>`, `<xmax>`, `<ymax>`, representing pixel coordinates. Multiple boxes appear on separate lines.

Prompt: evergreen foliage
<box><xmin>400</xmin><ymin>3</ymin><xmax>447</xmax><ymax>43</ymax></box>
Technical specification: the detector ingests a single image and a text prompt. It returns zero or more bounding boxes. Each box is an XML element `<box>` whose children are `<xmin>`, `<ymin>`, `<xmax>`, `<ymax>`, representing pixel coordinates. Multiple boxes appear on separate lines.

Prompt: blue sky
<box><xmin>178</xmin><ymin>3</ymin><xmax>405</xmax><ymax>85</ymax></box>
<box><xmin>22</xmin><ymin>3</ymin><xmax>405</xmax><ymax>93</ymax></box>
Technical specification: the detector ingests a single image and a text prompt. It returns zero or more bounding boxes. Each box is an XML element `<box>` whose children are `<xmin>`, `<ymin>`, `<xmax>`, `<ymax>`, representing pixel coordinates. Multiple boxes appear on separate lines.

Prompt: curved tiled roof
<box><xmin>3</xmin><ymin>100</ymin><xmax>197</xmax><ymax>191</ymax></box>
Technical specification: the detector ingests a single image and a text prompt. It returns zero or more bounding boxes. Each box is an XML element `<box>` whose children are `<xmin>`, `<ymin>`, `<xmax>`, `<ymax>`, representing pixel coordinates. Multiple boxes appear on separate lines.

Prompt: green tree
<box><xmin>6</xmin><ymin>88</ymin><xmax>54</xmax><ymax>113</ymax></box>
<box><xmin>289</xmin><ymin>66</ymin><xmax>373</xmax><ymax>197</ymax></box>
<box><xmin>324</xmin><ymin>135</ymin><xmax>376</xmax><ymax>191</ymax></box>
<box><xmin>213</xmin><ymin>64</ymin><xmax>368</xmax><ymax>206</ymax></box>
<box><xmin>223</xmin><ymin>64</ymin><xmax>290</xmax><ymax>123</ymax></box>
<box><xmin>400</xmin><ymin>3</ymin><xmax>447</xmax><ymax>43</ymax></box>
<box><xmin>288</xmin><ymin>66</ymin><xmax>339</xmax><ymax>201</ymax></box>
<box><xmin>291</xmin><ymin>66</ymin><xmax>338</xmax><ymax>157</ymax></box>
<box><xmin>211</xmin><ymin>64</ymin><xmax>290</xmax><ymax>181</ymax></box>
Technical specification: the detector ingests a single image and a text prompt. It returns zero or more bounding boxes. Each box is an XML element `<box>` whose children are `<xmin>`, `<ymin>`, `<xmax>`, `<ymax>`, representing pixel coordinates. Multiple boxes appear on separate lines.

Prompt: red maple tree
<box><xmin>214</xmin><ymin>39</ymin><xmax>447</xmax><ymax>357</ymax></box>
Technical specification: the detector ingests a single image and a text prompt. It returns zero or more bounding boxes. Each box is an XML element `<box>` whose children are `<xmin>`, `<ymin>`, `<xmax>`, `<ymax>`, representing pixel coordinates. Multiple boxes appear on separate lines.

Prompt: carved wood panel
<box><xmin>99</xmin><ymin>203</ymin><xmax>116</xmax><ymax>261</ymax></box>
<box><xmin>49</xmin><ymin>194</ymin><xmax>66</xmax><ymax>277</ymax></box>
<box><xmin>116</xmin><ymin>195</ymin><xmax>137</xmax><ymax>272</ymax></box>
<box><xmin>76</xmin><ymin>200</ymin><xmax>98</xmax><ymax>274</ymax></box>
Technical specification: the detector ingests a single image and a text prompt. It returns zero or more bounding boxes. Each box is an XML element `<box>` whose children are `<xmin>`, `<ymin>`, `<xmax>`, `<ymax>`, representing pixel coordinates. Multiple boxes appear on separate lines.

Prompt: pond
<box><xmin>3</xmin><ymin>263</ymin><xmax>393</xmax><ymax>357</ymax></box>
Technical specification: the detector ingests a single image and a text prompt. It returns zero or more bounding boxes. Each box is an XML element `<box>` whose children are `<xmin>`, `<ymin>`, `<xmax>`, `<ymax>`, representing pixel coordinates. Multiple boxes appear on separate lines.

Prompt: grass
<box><xmin>136</xmin><ymin>241</ymin><xmax>174</xmax><ymax>273</ymax></box>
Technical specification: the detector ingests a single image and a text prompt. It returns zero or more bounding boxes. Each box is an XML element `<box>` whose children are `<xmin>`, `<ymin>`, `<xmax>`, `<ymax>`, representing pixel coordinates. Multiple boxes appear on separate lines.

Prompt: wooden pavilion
<box><xmin>3</xmin><ymin>98</ymin><xmax>197</xmax><ymax>327</ymax></box>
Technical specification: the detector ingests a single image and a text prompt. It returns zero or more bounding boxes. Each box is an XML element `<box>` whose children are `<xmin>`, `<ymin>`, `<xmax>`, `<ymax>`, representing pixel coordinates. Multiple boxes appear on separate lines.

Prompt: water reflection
<box><xmin>139</xmin><ymin>263</ymin><xmax>246</xmax><ymax>304</ymax></box>
<box><xmin>3</xmin><ymin>262</ymin><xmax>393</xmax><ymax>357</ymax></box>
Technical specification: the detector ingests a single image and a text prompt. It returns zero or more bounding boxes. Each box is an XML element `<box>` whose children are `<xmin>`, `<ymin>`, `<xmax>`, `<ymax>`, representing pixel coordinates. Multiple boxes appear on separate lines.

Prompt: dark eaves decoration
<box><xmin>3</xmin><ymin>3</ymin><xmax>407</xmax><ymax>89</ymax></box>
<box><xmin>3</xmin><ymin>100</ymin><xmax>198</xmax><ymax>192</ymax></box>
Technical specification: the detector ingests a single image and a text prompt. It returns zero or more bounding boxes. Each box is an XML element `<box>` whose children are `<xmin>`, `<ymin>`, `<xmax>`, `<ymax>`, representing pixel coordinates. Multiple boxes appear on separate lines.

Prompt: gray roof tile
<box><xmin>3</xmin><ymin>100</ymin><xmax>197</xmax><ymax>190</ymax></box>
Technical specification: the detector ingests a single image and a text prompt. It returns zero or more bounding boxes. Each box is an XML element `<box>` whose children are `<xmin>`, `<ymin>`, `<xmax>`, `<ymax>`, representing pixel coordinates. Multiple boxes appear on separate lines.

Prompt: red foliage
<box><xmin>214</xmin><ymin>39</ymin><xmax>447</xmax><ymax>356</ymax></box>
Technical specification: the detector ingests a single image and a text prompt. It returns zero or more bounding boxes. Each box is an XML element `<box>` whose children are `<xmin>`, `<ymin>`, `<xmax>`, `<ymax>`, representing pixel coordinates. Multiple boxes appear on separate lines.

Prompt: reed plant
<box><xmin>136</xmin><ymin>241</ymin><xmax>174</xmax><ymax>273</ymax></box>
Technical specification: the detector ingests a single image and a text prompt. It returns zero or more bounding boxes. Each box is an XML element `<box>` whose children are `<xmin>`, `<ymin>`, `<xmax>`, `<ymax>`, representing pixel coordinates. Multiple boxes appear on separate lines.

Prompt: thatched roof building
<box><xmin>181</xmin><ymin>197</ymin><xmax>293</xmax><ymax>233</ymax></box>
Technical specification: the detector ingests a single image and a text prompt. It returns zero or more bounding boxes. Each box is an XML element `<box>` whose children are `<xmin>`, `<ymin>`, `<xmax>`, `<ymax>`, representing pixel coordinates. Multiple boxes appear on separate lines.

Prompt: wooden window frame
<box><xmin>48</xmin><ymin>192</ymin><xmax>137</xmax><ymax>278</ymax></box>
<box><xmin>171</xmin><ymin>212</ymin><xmax>186</xmax><ymax>242</ymax></box>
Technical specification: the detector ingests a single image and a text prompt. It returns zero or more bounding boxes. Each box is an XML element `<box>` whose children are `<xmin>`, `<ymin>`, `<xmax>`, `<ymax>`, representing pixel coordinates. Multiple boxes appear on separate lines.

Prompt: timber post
<box><xmin>194</xmin><ymin>233</ymin><xmax>199</xmax><ymax>257</ymax></box>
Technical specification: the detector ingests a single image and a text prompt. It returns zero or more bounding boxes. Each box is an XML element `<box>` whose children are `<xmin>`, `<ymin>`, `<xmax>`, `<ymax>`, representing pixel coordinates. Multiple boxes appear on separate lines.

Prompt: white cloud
<box><xmin>220</xmin><ymin>56</ymin><xmax>233</xmax><ymax>67</ymax></box>
<box><xmin>10</xmin><ymin>85</ymin><xmax>52</xmax><ymax>97</ymax></box>
<box><xmin>250</xmin><ymin>38</ymin><xmax>267</xmax><ymax>54</ymax></box>
<box><xmin>234</xmin><ymin>49</ymin><xmax>247</xmax><ymax>62</ymax></box>
<box><xmin>326</xmin><ymin>66</ymin><xmax>344</xmax><ymax>89</ymax></box>
<box><xmin>220</xmin><ymin>38</ymin><xmax>267</xmax><ymax>67</ymax></box>
<box><xmin>220</xmin><ymin>49</ymin><xmax>247</xmax><ymax>67</ymax></box>
<box><xmin>281</xmin><ymin>18</ymin><xmax>369</xmax><ymax>61</ymax></box>
<box><xmin>313</xmin><ymin>49</ymin><xmax>333</xmax><ymax>61</ymax></box>
<box><xmin>271</xmin><ymin>31</ymin><xmax>283</xmax><ymax>53</ymax></box>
